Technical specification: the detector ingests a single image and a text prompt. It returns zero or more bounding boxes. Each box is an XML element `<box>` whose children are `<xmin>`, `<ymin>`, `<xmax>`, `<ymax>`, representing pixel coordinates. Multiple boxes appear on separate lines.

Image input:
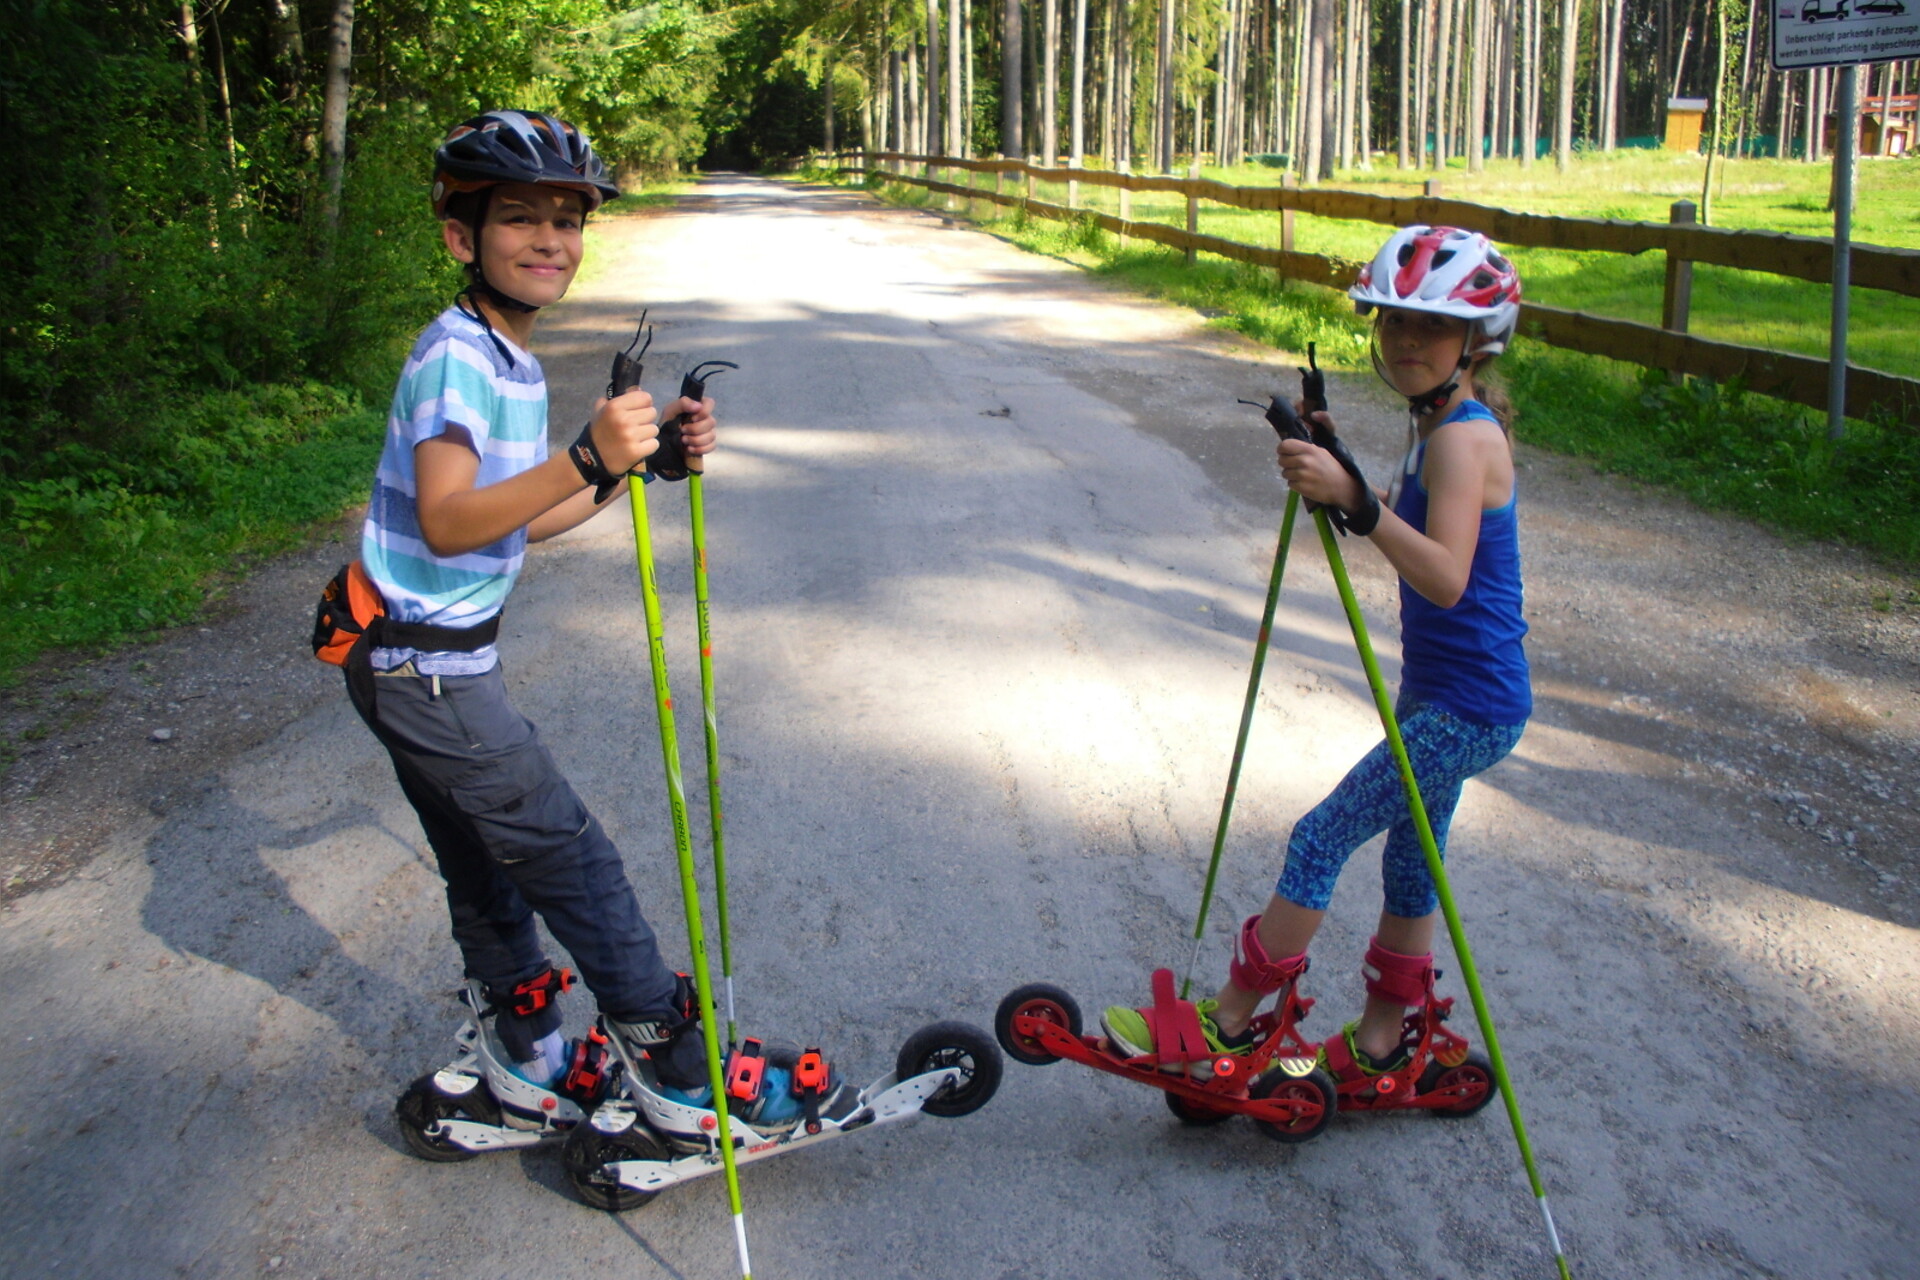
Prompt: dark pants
<box><xmin>348</xmin><ymin>663</ymin><xmax>681</xmax><ymax>1037</ymax></box>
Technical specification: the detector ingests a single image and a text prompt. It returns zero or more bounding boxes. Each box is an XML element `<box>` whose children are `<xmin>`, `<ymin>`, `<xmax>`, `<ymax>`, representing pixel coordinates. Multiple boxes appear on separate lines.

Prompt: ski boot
<box><xmin>395</xmin><ymin>967</ymin><xmax>616</xmax><ymax>1162</ymax></box>
<box><xmin>1315</xmin><ymin>938</ymin><xmax>1496</xmax><ymax>1117</ymax></box>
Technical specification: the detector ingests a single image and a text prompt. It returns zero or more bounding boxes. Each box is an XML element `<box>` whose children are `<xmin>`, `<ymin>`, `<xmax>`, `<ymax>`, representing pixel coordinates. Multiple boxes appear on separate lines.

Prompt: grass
<box><xmin>849</xmin><ymin>165</ymin><xmax>1920</xmax><ymax>573</ymax></box>
<box><xmin>939</xmin><ymin>150</ymin><xmax>1920</xmax><ymax>380</ymax></box>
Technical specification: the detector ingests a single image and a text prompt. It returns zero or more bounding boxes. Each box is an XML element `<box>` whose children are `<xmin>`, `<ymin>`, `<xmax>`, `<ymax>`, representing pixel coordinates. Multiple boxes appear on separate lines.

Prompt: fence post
<box><xmin>1424</xmin><ymin>179</ymin><xmax>1443</xmax><ymax>199</ymax></box>
<box><xmin>1025</xmin><ymin>157</ymin><xmax>1036</xmax><ymax>208</ymax></box>
<box><xmin>1663</xmin><ymin>200</ymin><xmax>1695</xmax><ymax>334</ymax></box>
<box><xmin>1279</xmin><ymin>173</ymin><xmax>1297</xmax><ymax>284</ymax></box>
<box><xmin>1119</xmin><ymin>160</ymin><xmax>1132</xmax><ymax>231</ymax></box>
<box><xmin>993</xmin><ymin>159</ymin><xmax>1004</xmax><ymax>215</ymax></box>
<box><xmin>1185</xmin><ymin>182</ymin><xmax>1198</xmax><ymax>267</ymax></box>
<box><xmin>1663</xmin><ymin>199</ymin><xmax>1696</xmax><ymax>386</ymax></box>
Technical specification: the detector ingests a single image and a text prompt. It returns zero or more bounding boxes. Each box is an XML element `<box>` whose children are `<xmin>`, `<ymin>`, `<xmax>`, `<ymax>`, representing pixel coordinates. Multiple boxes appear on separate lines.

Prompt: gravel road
<box><xmin>2</xmin><ymin>175</ymin><xmax>1916</xmax><ymax>1280</ymax></box>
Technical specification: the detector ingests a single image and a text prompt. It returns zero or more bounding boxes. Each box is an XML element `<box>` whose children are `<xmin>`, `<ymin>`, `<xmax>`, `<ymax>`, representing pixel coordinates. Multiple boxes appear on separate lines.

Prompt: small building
<box><xmin>1665</xmin><ymin>98</ymin><xmax>1708</xmax><ymax>152</ymax></box>
<box><xmin>1861</xmin><ymin>93</ymin><xmax>1917</xmax><ymax>156</ymax></box>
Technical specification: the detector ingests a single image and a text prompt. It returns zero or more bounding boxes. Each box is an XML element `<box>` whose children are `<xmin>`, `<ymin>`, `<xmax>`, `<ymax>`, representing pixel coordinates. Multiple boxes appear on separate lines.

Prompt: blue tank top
<box><xmin>1393</xmin><ymin>401</ymin><xmax>1532</xmax><ymax>726</ymax></box>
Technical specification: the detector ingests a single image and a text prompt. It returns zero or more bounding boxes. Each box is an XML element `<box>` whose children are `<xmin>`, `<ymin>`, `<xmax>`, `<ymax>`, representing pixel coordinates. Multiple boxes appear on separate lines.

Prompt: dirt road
<box><xmin>2</xmin><ymin>175</ymin><xmax>1916</xmax><ymax>1279</ymax></box>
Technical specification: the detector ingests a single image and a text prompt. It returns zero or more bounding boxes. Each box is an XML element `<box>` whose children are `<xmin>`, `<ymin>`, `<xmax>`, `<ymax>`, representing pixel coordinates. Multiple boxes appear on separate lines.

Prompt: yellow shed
<box><xmin>1665</xmin><ymin>98</ymin><xmax>1708</xmax><ymax>153</ymax></box>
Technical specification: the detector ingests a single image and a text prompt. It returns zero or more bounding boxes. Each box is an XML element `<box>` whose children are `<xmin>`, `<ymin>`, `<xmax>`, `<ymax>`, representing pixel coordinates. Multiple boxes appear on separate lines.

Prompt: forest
<box><xmin>1</xmin><ymin>0</ymin><xmax>1915</xmax><ymax>679</ymax></box>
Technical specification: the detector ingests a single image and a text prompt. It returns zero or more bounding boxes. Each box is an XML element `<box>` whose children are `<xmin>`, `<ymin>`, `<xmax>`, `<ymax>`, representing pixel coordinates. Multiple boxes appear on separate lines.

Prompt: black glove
<box><xmin>1307</xmin><ymin>417</ymin><xmax>1381</xmax><ymax>537</ymax></box>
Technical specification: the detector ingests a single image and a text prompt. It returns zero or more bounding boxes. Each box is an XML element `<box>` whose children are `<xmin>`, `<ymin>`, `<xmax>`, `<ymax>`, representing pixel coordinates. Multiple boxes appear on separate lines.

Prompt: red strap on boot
<box><xmin>792</xmin><ymin>1048</ymin><xmax>830</xmax><ymax>1135</ymax></box>
<box><xmin>726</xmin><ymin>1039</ymin><xmax>768</xmax><ymax>1103</ymax></box>
<box><xmin>1361</xmin><ymin>938</ymin><xmax>1433</xmax><ymax>1008</ymax></box>
<box><xmin>1229</xmin><ymin>916</ymin><xmax>1309</xmax><ymax>994</ymax></box>
<box><xmin>1139</xmin><ymin>968</ymin><xmax>1212</xmax><ymax>1067</ymax></box>
<box><xmin>509</xmin><ymin>966</ymin><xmax>576</xmax><ymax>1017</ymax></box>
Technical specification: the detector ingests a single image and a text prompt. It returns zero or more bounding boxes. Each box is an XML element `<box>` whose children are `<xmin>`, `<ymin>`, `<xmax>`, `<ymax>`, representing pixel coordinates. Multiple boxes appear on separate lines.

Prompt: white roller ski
<box><xmin>562</xmin><ymin>1019</ymin><xmax>1001</xmax><ymax>1211</ymax></box>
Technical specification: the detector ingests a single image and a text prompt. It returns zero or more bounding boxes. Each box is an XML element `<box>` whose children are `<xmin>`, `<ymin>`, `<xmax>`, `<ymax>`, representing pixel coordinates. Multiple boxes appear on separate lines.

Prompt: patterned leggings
<box><xmin>1276</xmin><ymin>695</ymin><xmax>1526</xmax><ymax>919</ymax></box>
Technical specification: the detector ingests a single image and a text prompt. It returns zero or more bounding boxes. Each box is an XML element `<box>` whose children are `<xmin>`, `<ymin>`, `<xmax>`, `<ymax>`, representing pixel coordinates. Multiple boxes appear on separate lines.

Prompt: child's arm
<box><xmin>527</xmin><ymin>395</ymin><xmax>719</xmax><ymax>542</ymax></box>
<box><xmin>1278</xmin><ymin>415</ymin><xmax>1506</xmax><ymax>609</ymax></box>
<box><xmin>416</xmin><ymin>387</ymin><xmax>661</xmax><ymax>557</ymax></box>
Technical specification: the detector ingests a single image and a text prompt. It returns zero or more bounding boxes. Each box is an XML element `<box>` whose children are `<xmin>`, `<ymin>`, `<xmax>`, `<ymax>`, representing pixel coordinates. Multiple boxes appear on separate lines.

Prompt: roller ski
<box><xmin>995</xmin><ymin>917</ymin><xmax>1338</xmax><ymax>1144</ymax></box>
<box><xmin>996</xmin><ymin>921</ymin><xmax>1494</xmax><ymax>1143</ymax></box>
<box><xmin>564</xmin><ymin>1016</ymin><xmax>1002</xmax><ymax>1211</ymax></box>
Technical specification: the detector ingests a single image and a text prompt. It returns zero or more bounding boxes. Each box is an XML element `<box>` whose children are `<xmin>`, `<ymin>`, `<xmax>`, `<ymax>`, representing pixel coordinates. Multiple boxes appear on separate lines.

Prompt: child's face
<box><xmin>1375</xmin><ymin>308</ymin><xmax>1472</xmax><ymax>395</ymax></box>
<box><xmin>444</xmin><ymin>183</ymin><xmax>586</xmax><ymax>309</ymax></box>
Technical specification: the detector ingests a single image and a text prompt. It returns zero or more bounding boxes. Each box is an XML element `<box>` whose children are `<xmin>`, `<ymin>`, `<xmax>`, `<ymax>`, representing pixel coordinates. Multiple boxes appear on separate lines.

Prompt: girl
<box><xmin>1104</xmin><ymin>226</ymin><xmax>1530</xmax><ymax>1084</ymax></box>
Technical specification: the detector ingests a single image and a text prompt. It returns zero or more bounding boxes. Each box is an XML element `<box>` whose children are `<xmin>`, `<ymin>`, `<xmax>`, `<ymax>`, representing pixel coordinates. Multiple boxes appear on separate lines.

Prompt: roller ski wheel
<box><xmin>897</xmin><ymin>1021</ymin><xmax>1003</xmax><ymax>1118</ymax></box>
<box><xmin>1247</xmin><ymin>1063</ymin><xmax>1337</xmax><ymax>1144</ymax></box>
<box><xmin>1417</xmin><ymin>1048</ymin><xmax>1498</xmax><ymax>1117</ymax></box>
<box><xmin>396</xmin><ymin>1071</ymin><xmax>502</xmax><ymax>1163</ymax></box>
<box><xmin>1163</xmin><ymin>1090</ymin><xmax>1237</xmax><ymax>1127</ymax></box>
<box><xmin>563</xmin><ymin>1106</ymin><xmax>672</xmax><ymax>1212</ymax></box>
<box><xmin>994</xmin><ymin>983</ymin><xmax>1082</xmax><ymax>1066</ymax></box>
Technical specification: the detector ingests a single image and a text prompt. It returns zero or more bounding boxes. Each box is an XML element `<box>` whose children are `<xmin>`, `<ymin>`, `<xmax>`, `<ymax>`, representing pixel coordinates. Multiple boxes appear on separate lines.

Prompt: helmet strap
<box><xmin>453</xmin><ymin>286</ymin><xmax>519</xmax><ymax>368</ymax></box>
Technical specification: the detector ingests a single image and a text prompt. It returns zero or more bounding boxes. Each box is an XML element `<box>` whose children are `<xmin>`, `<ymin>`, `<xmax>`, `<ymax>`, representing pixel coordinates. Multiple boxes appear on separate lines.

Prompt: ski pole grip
<box><xmin>1300</xmin><ymin>341</ymin><xmax>1327</xmax><ymax>415</ymax></box>
<box><xmin>656</xmin><ymin>360</ymin><xmax>738</xmax><ymax>483</ymax></box>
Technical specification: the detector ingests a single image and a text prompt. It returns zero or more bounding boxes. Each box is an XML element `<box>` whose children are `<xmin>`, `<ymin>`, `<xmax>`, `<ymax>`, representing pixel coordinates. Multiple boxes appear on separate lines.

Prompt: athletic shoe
<box><xmin>1100</xmin><ymin>998</ymin><xmax>1256</xmax><ymax>1061</ymax></box>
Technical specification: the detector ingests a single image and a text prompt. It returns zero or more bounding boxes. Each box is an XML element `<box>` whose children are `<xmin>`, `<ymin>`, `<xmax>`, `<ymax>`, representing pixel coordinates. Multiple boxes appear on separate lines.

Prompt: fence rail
<box><xmin>826</xmin><ymin>152</ymin><xmax>1920</xmax><ymax>427</ymax></box>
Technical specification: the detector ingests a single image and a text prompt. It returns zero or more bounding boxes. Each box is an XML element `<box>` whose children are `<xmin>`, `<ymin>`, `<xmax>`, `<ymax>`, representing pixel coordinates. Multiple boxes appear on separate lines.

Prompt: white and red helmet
<box><xmin>1349</xmin><ymin>226</ymin><xmax>1522</xmax><ymax>356</ymax></box>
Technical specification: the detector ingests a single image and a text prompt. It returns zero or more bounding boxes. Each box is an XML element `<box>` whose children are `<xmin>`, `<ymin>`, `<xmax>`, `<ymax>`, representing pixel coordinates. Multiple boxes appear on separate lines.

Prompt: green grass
<box><xmin>947</xmin><ymin>150</ymin><xmax>1920</xmax><ymax>380</ymax></box>
<box><xmin>853</xmin><ymin>170</ymin><xmax>1920</xmax><ymax>573</ymax></box>
<box><xmin>0</xmin><ymin>382</ymin><xmax>386</xmax><ymax>685</ymax></box>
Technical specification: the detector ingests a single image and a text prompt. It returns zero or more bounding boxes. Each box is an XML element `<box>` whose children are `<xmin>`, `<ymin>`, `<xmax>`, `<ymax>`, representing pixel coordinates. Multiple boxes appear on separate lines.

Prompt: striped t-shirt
<box><xmin>361</xmin><ymin>305</ymin><xmax>547</xmax><ymax>674</ymax></box>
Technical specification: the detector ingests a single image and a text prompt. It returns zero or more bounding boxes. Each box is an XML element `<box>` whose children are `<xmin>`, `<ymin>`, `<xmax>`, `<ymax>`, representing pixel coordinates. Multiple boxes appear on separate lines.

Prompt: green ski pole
<box><xmin>628</xmin><ymin>469</ymin><xmax>753</xmax><ymax>1280</ymax></box>
<box><xmin>687</xmin><ymin>467</ymin><xmax>737</xmax><ymax>1043</ymax></box>
<box><xmin>1311</xmin><ymin>508</ymin><xmax>1572</xmax><ymax>1280</ymax></box>
<box><xmin>672</xmin><ymin>360</ymin><xmax>738</xmax><ymax>1042</ymax></box>
<box><xmin>1182</xmin><ymin>490</ymin><xmax>1301</xmax><ymax>1000</ymax></box>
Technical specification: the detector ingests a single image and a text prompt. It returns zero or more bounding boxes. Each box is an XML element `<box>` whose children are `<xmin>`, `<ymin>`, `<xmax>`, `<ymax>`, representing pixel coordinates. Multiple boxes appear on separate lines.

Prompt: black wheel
<box><xmin>896</xmin><ymin>1020</ymin><xmax>1004</xmax><ymax>1118</ymax></box>
<box><xmin>1417</xmin><ymin>1049</ymin><xmax>1498</xmax><ymax>1117</ymax></box>
<box><xmin>1164</xmin><ymin>1089</ymin><xmax>1236</xmax><ymax>1126</ymax></box>
<box><xmin>563</xmin><ymin>1112</ymin><xmax>671</xmax><ymax>1212</ymax></box>
<box><xmin>1247</xmin><ymin>1064</ymin><xmax>1337</xmax><ymax>1144</ymax></box>
<box><xmin>395</xmin><ymin>1072</ymin><xmax>500</xmax><ymax>1163</ymax></box>
<box><xmin>994</xmin><ymin>983</ymin><xmax>1082</xmax><ymax>1066</ymax></box>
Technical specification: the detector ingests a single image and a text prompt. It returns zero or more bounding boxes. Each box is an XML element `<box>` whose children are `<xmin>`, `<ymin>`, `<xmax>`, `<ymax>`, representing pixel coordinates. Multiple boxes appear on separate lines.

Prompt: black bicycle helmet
<box><xmin>431</xmin><ymin>111</ymin><xmax>620</xmax><ymax>216</ymax></box>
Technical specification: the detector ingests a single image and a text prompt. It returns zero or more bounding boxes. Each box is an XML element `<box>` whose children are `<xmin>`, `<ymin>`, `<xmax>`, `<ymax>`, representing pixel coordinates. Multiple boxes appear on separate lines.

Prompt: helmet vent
<box><xmin>1432</xmin><ymin>249</ymin><xmax>1455</xmax><ymax>269</ymax></box>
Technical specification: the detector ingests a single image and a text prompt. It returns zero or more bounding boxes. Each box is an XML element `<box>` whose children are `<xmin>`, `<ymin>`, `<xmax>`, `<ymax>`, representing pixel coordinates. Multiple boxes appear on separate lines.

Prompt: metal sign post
<box><xmin>1770</xmin><ymin>3</ymin><xmax>1920</xmax><ymax>438</ymax></box>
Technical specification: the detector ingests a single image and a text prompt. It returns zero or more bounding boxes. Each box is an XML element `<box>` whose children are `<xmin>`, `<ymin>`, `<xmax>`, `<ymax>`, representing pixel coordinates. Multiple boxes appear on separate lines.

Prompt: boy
<box><xmin>348</xmin><ymin>110</ymin><xmax>780</xmax><ymax>1114</ymax></box>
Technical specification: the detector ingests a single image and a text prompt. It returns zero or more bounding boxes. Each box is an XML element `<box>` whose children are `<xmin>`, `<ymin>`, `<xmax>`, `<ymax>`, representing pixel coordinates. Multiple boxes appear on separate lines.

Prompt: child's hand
<box><xmin>1277</xmin><ymin>412</ymin><xmax>1365</xmax><ymax>511</ymax></box>
<box><xmin>665</xmin><ymin>395</ymin><xmax>718</xmax><ymax>456</ymax></box>
<box><xmin>588</xmin><ymin>387</ymin><xmax>661</xmax><ymax>473</ymax></box>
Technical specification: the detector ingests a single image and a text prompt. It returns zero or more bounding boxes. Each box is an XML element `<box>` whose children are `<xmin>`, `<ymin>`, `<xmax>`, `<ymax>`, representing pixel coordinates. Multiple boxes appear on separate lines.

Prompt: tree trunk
<box><xmin>1304</xmin><ymin>0</ymin><xmax>1331</xmax><ymax>179</ymax></box>
<box><xmin>1554</xmin><ymin>0</ymin><xmax>1577</xmax><ymax>172</ymax></box>
<box><xmin>177</xmin><ymin>2</ymin><xmax>210</xmax><ymax>146</ymax></box>
<box><xmin>949</xmin><ymin>0</ymin><xmax>964</xmax><ymax>154</ymax></box>
<box><xmin>1003</xmin><ymin>0</ymin><xmax>1025</xmax><ymax>153</ymax></box>
<box><xmin>1157</xmin><ymin>0</ymin><xmax>1175</xmax><ymax>170</ymax></box>
<box><xmin>1467</xmin><ymin>0</ymin><xmax>1487</xmax><ymax>171</ymax></box>
<box><xmin>1338</xmin><ymin>0</ymin><xmax>1356</xmax><ymax>170</ymax></box>
<box><xmin>1414</xmin><ymin>0</ymin><xmax>1431</xmax><ymax>166</ymax></box>
<box><xmin>965</xmin><ymin>0</ymin><xmax>977</xmax><ymax>156</ymax></box>
<box><xmin>1042</xmin><ymin>0</ymin><xmax>1060</xmax><ymax>163</ymax></box>
<box><xmin>1433</xmin><ymin>0</ymin><xmax>1453</xmax><ymax>169</ymax></box>
<box><xmin>320</xmin><ymin>0</ymin><xmax>354</xmax><ymax>234</ymax></box>
<box><xmin>1070</xmin><ymin>0</ymin><xmax>1087</xmax><ymax>166</ymax></box>
<box><xmin>892</xmin><ymin>50</ymin><xmax>906</xmax><ymax>153</ymax></box>
<box><xmin>1702</xmin><ymin>0</ymin><xmax>1726</xmax><ymax>220</ymax></box>
<box><xmin>925</xmin><ymin>0</ymin><xmax>943</xmax><ymax>155</ymax></box>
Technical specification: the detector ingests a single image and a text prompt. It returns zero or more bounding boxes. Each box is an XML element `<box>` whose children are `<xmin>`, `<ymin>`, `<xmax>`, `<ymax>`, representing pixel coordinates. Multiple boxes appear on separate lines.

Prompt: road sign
<box><xmin>1773</xmin><ymin>2</ymin><xmax>1920</xmax><ymax>71</ymax></box>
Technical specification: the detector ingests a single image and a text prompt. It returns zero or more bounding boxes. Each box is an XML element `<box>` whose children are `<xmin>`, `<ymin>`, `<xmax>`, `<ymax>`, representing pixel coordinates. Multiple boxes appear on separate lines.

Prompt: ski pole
<box><xmin>1311</xmin><ymin>508</ymin><xmax>1572</xmax><ymax>1280</ymax></box>
<box><xmin>611</xmin><ymin>325</ymin><xmax>753</xmax><ymax>1280</ymax></box>
<box><xmin>676</xmin><ymin>360</ymin><xmax>740</xmax><ymax>1041</ymax></box>
<box><xmin>1182</xmin><ymin>488</ymin><xmax>1300</xmax><ymax>1000</ymax></box>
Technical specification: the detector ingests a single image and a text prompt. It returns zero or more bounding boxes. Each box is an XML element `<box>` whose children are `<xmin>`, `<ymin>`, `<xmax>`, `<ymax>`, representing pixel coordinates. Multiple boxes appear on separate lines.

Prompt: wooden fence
<box><xmin>824</xmin><ymin>152</ymin><xmax>1920</xmax><ymax>427</ymax></box>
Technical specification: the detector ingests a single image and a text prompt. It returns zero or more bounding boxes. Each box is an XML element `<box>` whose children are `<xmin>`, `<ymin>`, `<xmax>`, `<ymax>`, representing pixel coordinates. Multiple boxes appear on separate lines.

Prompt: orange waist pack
<box><xmin>312</xmin><ymin>562</ymin><xmax>500</xmax><ymax>702</ymax></box>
